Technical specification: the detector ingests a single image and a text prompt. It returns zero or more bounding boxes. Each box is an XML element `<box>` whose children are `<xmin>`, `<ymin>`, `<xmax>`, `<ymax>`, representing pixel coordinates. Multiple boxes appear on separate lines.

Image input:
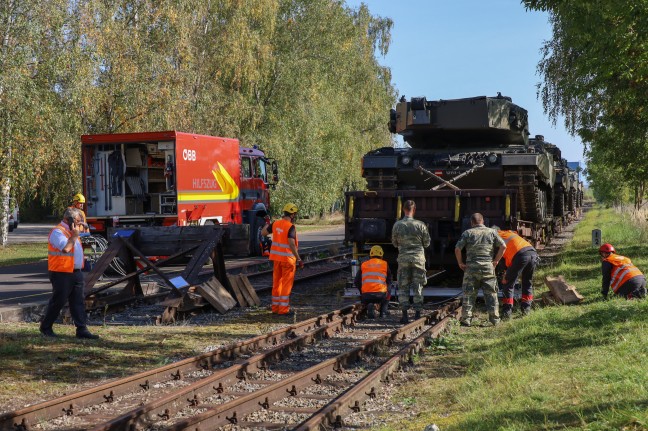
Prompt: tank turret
<box><xmin>389</xmin><ymin>93</ymin><xmax>529</xmax><ymax>148</ymax></box>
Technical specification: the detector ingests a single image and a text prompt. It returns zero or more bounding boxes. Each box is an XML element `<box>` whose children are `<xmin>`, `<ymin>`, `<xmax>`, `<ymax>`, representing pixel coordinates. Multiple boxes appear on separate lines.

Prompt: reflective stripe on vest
<box><xmin>269</xmin><ymin>219</ymin><xmax>298</xmax><ymax>263</ymax></box>
<box><xmin>48</xmin><ymin>224</ymin><xmax>75</xmax><ymax>273</ymax></box>
<box><xmin>605</xmin><ymin>255</ymin><xmax>643</xmax><ymax>293</ymax></box>
<box><xmin>499</xmin><ymin>230</ymin><xmax>533</xmax><ymax>267</ymax></box>
<box><xmin>361</xmin><ymin>258</ymin><xmax>388</xmax><ymax>293</ymax></box>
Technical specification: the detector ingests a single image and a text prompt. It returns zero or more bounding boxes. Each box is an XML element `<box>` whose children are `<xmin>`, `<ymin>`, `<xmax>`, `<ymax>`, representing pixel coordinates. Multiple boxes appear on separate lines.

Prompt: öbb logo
<box><xmin>182</xmin><ymin>149</ymin><xmax>196</xmax><ymax>161</ymax></box>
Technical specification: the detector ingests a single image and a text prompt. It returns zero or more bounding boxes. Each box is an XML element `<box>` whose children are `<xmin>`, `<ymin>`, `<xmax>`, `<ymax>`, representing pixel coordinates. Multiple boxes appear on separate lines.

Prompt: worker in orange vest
<box><xmin>261</xmin><ymin>203</ymin><xmax>303</xmax><ymax>315</ymax></box>
<box><xmin>493</xmin><ymin>226</ymin><xmax>540</xmax><ymax>319</ymax></box>
<box><xmin>40</xmin><ymin>207</ymin><xmax>99</xmax><ymax>339</ymax></box>
<box><xmin>599</xmin><ymin>243</ymin><xmax>646</xmax><ymax>299</ymax></box>
<box><xmin>69</xmin><ymin>193</ymin><xmax>90</xmax><ymax>233</ymax></box>
<box><xmin>353</xmin><ymin>245</ymin><xmax>392</xmax><ymax>318</ymax></box>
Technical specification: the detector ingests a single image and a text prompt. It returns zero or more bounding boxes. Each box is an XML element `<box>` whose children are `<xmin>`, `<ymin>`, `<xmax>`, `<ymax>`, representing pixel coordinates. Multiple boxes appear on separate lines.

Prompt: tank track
<box><xmin>504</xmin><ymin>169</ymin><xmax>547</xmax><ymax>222</ymax></box>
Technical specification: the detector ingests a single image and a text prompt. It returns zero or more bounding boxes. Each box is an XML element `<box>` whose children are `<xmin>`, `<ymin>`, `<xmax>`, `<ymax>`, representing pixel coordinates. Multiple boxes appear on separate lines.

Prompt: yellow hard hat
<box><xmin>73</xmin><ymin>193</ymin><xmax>86</xmax><ymax>203</ymax></box>
<box><xmin>283</xmin><ymin>203</ymin><xmax>298</xmax><ymax>214</ymax></box>
<box><xmin>369</xmin><ymin>245</ymin><xmax>384</xmax><ymax>258</ymax></box>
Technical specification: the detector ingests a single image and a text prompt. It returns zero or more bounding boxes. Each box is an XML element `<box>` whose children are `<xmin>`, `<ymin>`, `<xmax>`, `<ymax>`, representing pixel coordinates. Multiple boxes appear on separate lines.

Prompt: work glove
<box><xmin>297</xmin><ymin>259</ymin><xmax>304</xmax><ymax>270</ymax></box>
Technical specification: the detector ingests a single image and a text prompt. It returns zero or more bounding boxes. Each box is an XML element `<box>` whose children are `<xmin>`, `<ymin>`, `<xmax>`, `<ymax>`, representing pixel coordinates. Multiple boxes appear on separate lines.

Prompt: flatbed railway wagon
<box><xmin>81</xmin><ymin>131</ymin><xmax>278</xmax><ymax>256</ymax></box>
<box><xmin>345</xmin><ymin>94</ymin><xmax>578</xmax><ymax>274</ymax></box>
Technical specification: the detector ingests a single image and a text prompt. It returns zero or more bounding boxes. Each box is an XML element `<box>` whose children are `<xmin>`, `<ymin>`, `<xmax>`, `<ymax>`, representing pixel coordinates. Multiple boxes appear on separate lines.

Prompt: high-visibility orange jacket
<box><xmin>499</xmin><ymin>230</ymin><xmax>534</xmax><ymax>267</ymax></box>
<box><xmin>269</xmin><ymin>219</ymin><xmax>298</xmax><ymax>264</ymax></box>
<box><xmin>361</xmin><ymin>258</ymin><xmax>389</xmax><ymax>293</ymax></box>
<box><xmin>603</xmin><ymin>254</ymin><xmax>643</xmax><ymax>294</ymax></box>
<box><xmin>48</xmin><ymin>224</ymin><xmax>74</xmax><ymax>273</ymax></box>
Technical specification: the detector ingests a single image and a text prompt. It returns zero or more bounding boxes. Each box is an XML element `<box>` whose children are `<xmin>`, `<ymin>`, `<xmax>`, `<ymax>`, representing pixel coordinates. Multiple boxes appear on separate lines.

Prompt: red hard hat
<box><xmin>599</xmin><ymin>243</ymin><xmax>615</xmax><ymax>253</ymax></box>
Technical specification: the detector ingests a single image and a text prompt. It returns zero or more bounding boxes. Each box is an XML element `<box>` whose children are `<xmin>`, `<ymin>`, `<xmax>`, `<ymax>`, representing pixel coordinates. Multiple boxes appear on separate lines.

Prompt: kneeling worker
<box><xmin>354</xmin><ymin>246</ymin><xmax>392</xmax><ymax>318</ymax></box>
<box><xmin>493</xmin><ymin>226</ymin><xmax>540</xmax><ymax>318</ymax></box>
<box><xmin>599</xmin><ymin>243</ymin><xmax>646</xmax><ymax>299</ymax></box>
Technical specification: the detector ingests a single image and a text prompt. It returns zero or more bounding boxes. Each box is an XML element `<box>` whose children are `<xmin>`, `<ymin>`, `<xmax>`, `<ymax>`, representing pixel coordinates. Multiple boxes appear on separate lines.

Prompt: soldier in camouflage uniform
<box><xmin>392</xmin><ymin>200</ymin><xmax>431</xmax><ymax>324</ymax></box>
<box><xmin>454</xmin><ymin>213</ymin><xmax>506</xmax><ymax>326</ymax></box>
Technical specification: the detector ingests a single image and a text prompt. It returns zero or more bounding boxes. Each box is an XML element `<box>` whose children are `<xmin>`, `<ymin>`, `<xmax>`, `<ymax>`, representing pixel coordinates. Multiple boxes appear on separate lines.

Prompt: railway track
<box><xmin>1</xmin><ymin>302</ymin><xmax>460</xmax><ymax>431</ymax></box>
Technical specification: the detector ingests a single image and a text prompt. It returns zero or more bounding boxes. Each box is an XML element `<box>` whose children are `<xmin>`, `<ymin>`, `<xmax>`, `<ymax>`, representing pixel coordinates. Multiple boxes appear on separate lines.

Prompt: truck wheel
<box><xmin>249</xmin><ymin>216</ymin><xmax>264</xmax><ymax>256</ymax></box>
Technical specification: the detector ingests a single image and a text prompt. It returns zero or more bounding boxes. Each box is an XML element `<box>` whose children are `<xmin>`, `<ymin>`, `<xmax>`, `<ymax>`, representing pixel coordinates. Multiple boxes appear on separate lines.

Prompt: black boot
<box><xmin>366</xmin><ymin>305</ymin><xmax>376</xmax><ymax>319</ymax></box>
<box><xmin>76</xmin><ymin>327</ymin><xmax>100</xmax><ymax>339</ymax></box>
<box><xmin>501</xmin><ymin>305</ymin><xmax>513</xmax><ymax>320</ymax></box>
<box><xmin>414</xmin><ymin>310</ymin><xmax>421</xmax><ymax>319</ymax></box>
<box><xmin>400</xmin><ymin>309</ymin><xmax>409</xmax><ymax>324</ymax></box>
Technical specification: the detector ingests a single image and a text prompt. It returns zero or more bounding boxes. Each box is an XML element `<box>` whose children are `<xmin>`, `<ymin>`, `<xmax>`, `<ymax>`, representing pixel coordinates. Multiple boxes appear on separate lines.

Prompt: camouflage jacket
<box><xmin>391</xmin><ymin>216</ymin><xmax>431</xmax><ymax>268</ymax></box>
<box><xmin>455</xmin><ymin>225</ymin><xmax>505</xmax><ymax>273</ymax></box>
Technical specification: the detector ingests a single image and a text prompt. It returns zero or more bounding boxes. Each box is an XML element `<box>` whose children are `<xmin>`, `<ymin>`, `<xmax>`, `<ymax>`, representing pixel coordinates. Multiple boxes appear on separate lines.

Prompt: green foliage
<box><xmin>0</xmin><ymin>0</ymin><xmax>395</xmax><ymax>235</ymax></box>
<box><xmin>524</xmin><ymin>0</ymin><xmax>648</xmax><ymax>207</ymax></box>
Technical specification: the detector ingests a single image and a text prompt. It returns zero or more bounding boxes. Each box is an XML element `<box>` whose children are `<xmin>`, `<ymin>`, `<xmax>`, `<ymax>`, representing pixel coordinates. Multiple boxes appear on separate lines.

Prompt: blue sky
<box><xmin>346</xmin><ymin>0</ymin><xmax>584</xmax><ymax>166</ymax></box>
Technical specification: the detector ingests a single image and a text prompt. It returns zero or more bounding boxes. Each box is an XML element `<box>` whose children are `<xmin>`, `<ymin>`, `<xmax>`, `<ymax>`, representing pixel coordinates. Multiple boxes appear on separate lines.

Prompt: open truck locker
<box><xmin>82</xmin><ymin>131</ymin><xmax>277</xmax><ymax>256</ymax></box>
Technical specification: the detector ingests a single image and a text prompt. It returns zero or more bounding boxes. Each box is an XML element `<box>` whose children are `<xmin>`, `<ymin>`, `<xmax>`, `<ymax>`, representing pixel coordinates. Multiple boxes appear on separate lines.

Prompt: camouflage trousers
<box><xmin>461</xmin><ymin>270</ymin><xmax>500</xmax><ymax>324</ymax></box>
<box><xmin>397</xmin><ymin>263</ymin><xmax>426</xmax><ymax>311</ymax></box>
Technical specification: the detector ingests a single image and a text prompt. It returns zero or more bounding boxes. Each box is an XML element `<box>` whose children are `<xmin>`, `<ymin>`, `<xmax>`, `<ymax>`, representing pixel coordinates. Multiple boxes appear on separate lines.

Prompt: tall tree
<box><xmin>524</xmin><ymin>0</ymin><xmax>648</xmax><ymax>206</ymax></box>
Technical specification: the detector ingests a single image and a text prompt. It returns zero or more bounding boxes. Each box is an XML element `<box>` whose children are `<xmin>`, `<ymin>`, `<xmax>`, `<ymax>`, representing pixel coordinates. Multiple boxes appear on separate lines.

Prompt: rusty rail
<box><xmin>0</xmin><ymin>305</ymin><xmax>359</xmax><ymax>430</ymax></box>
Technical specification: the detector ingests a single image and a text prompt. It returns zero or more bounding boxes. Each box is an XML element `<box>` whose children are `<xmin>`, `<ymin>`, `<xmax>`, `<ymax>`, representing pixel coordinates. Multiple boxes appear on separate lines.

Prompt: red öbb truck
<box><xmin>81</xmin><ymin>131</ymin><xmax>277</xmax><ymax>255</ymax></box>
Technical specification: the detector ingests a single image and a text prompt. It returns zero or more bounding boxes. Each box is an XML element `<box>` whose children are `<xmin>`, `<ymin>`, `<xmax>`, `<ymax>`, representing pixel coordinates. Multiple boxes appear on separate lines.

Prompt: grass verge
<box><xmin>0</xmin><ymin>243</ymin><xmax>47</xmax><ymax>267</ymax></box>
<box><xmin>377</xmin><ymin>206</ymin><xmax>648</xmax><ymax>431</ymax></box>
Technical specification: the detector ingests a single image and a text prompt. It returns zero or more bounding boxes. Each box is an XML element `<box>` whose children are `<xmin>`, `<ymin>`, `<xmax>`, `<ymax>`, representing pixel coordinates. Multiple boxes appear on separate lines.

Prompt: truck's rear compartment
<box><xmin>84</xmin><ymin>141</ymin><xmax>177</xmax><ymax>218</ymax></box>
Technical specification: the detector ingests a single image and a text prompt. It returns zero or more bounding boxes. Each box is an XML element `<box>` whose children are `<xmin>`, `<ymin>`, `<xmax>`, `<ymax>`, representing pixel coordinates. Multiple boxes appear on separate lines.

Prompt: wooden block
<box><xmin>544</xmin><ymin>275</ymin><xmax>584</xmax><ymax>305</ymax></box>
<box><xmin>239</xmin><ymin>275</ymin><xmax>261</xmax><ymax>306</ymax></box>
<box><xmin>195</xmin><ymin>277</ymin><xmax>237</xmax><ymax>314</ymax></box>
<box><xmin>227</xmin><ymin>275</ymin><xmax>248</xmax><ymax>307</ymax></box>
<box><xmin>233</xmin><ymin>275</ymin><xmax>256</xmax><ymax>307</ymax></box>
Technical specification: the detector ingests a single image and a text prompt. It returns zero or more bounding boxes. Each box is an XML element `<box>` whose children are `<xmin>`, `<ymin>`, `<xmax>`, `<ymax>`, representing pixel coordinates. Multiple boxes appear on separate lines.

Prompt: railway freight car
<box><xmin>344</xmin><ymin>94</ymin><xmax>581</xmax><ymax>275</ymax></box>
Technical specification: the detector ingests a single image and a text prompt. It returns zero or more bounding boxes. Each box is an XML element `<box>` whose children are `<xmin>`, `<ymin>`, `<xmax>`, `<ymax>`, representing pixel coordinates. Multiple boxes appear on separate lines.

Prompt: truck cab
<box><xmin>81</xmin><ymin>131</ymin><xmax>277</xmax><ymax>255</ymax></box>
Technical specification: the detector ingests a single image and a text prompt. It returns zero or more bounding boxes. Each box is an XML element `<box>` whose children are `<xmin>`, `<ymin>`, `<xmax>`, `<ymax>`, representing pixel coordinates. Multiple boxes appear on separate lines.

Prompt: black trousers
<box><xmin>41</xmin><ymin>270</ymin><xmax>87</xmax><ymax>329</ymax></box>
<box><xmin>361</xmin><ymin>292</ymin><xmax>388</xmax><ymax>314</ymax></box>
<box><xmin>617</xmin><ymin>276</ymin><xmax>647</xmax><ymax>299</ymax></box>
<box><xmin>502</xmin><ymin>249</ymin><xmax>539</xmax><ymax>309</ymax></box>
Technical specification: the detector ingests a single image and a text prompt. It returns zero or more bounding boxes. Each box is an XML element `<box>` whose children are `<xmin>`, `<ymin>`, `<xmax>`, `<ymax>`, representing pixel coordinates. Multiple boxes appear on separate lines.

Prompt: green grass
<box><xmin>0</xmin><ymin>243</ymin><xmax>47</xmax><ymax>267</ymax></box>
<box><xmin>376</xmin><ymin>206</ymin><xmax>648</xmax><ymax>431</ymax></box>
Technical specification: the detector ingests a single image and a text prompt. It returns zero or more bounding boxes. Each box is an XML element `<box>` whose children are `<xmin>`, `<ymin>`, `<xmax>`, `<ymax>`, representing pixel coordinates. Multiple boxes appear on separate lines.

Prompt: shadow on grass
<box><xmin>452</xmin><ymin>399</ymin><xmax>648</xmax><ymax>431</ymax></box>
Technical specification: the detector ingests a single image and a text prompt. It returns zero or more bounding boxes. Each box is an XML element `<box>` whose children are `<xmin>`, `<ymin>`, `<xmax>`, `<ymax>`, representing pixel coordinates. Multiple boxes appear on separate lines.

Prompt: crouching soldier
<box><xmin>599</xmin><ymin>243</ymin><xmax>646</xmax><ymax>300</ymax></box>
<box><xmin>354</xmin><ymin>246</ymin><xmax>392</xmax><ymax>318</ymax></box>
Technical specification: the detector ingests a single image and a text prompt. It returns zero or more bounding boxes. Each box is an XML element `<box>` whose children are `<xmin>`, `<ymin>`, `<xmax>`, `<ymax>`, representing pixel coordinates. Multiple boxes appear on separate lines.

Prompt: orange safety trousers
<box><xmin>272</xmin><ymin>260</ymin><xmax>296</xmax><ymax>314</ymax></box>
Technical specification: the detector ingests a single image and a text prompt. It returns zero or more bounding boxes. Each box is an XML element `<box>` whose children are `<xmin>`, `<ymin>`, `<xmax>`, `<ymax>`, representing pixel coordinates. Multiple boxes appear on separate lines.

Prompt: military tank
<box><xmin>345</xmin><ymin>94</ymin><xmax>560</xmax><ymax>268</ymax></box>
<box><xmin>381</xmin><ymin>94</ymin><xmax>554</xmax><ymax>223</ymax></box>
